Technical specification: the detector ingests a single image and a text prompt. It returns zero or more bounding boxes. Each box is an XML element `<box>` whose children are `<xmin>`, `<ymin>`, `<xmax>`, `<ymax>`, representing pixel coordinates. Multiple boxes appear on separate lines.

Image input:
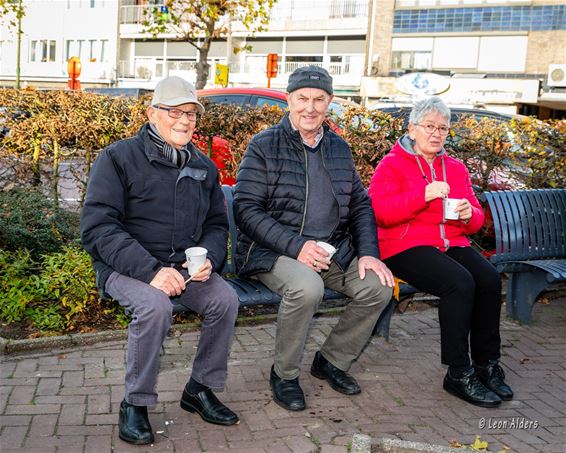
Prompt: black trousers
<box><xmin>384</xmin><ymin>246</ymin><xmax>502</xmax><ymax>367</ymax></box>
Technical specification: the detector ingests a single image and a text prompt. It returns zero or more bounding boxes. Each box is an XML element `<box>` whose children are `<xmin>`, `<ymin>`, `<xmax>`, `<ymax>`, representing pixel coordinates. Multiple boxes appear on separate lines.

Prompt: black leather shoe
<box><xmin>270</xmin><ymin>365</ymin><xmax>306</xmax><ymax>411</ymax></box>
<box><xmin>180</xmin><ymin>388</ymin><xmax>239</xmax><ymax>425</ymax></box>
<box><xmin>310</xmin><ymin>351</ymin><xmax>361</xmax><ymax>395</ymax></box>
<box><xmin>118</xmin><ymin>399</ymin><xmax>154</xmax><ymax>445</ymax></box>
<box><xmin>443</xmin><ymin>368</ymin><xmax>502</xmax><ymax>408</ymax></box>
<box><xmin>476</xmin><ymin>361</ymin><xmax>514</xmax><ymax>401</ymax></box>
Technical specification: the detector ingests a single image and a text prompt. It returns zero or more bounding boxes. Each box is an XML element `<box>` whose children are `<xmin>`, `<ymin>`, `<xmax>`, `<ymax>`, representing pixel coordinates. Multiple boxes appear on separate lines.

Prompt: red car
<box><xmin>197</xmin><ymin>87</ymin><xmax>358</xmax><ymax>132</ymax></box>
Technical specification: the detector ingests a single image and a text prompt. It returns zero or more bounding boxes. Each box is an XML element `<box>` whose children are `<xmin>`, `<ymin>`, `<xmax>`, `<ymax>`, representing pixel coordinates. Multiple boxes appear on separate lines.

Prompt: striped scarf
<box><xmin>148</xmin><ymin>123</ymin><xmax>190</xmax><ymax>168</ymax></box>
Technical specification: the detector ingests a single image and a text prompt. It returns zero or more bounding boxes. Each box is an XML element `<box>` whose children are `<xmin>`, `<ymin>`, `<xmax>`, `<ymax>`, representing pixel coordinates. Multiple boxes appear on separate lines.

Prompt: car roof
<box><xmin>197</xmin><ymin>87</ymin><xmax>287</xmax><ymax>100</ymax></box>
<box><xmin>197</xmin><ymin>87</ymin><xmax>357</xmax><ymax>106</ymax></box>
<box><xmin>373</xmin><ymin>106</ymin><xmax>516</xmax><ymax>125</ymax></box>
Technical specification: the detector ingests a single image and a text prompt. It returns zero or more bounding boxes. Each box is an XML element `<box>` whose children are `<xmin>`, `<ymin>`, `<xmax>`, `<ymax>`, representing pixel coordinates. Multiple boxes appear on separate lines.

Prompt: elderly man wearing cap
<box><xmin>234</xmin><ymin>66</ymin><xmax>394</xmax><ymax>411</ymax></box>
<box><xmin>81</xmin><ymin>76</ymin><xmax>240</xmax><ymax>445</ymax></box>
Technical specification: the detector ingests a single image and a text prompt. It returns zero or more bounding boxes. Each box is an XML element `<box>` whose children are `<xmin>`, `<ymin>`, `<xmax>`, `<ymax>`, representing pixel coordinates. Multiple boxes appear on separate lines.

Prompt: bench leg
<box><xmin>506</xmin><ymin>270</ymin><xmax>548</xmax><ymax>324</ymax></box>
<box><xmin>372</xmin><ymin>297</ymin><xmax>397</xmax><ymax>341</ymax></box>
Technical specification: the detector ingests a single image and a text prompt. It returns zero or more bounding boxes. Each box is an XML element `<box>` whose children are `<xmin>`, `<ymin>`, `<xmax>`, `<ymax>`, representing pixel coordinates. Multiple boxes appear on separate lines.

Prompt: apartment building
<box><xmin>118</xmin><ymin>0</ymin><xmax>369</xmax><ymax>96</ymax></box>
<box><xmin>0</xmin><ymin>0</ymin><xmax>119</xmax><ymax>88</ymax></box>
<box><xmin>363</xmin><ymin>0</ymin><xmax>566</xmax><ymax>116</ymax></box>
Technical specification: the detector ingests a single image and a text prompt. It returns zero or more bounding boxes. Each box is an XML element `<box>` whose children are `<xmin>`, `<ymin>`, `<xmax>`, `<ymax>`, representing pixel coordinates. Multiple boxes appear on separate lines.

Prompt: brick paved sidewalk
<box><xmin>1</xmin><ymin>298</ymin><xmax>564</xmax><ymax>453</ymax></box>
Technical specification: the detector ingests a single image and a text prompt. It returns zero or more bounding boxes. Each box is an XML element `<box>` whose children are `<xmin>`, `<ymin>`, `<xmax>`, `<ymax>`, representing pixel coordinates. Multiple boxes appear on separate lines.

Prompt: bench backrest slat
<box><xmin>486</xmin><ymin>189</ymin><xmax>566</xmax><ymax>264</ymax></box>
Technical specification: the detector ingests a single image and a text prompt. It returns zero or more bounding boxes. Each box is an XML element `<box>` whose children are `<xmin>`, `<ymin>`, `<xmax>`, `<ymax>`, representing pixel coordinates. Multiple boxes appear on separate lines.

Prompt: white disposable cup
<box><xmin>443</xmin><ymin>198</ymin><xmax>461</xmax><ymax>220</ymax></box>
<box><xmin>185</xmin><ymin>247</ymin><xmax>208</xmax><ymax>276</ymax></box>
<box><xmin>316</xmin><ymin>241</ymin><xmax>337</xmax><ymax>259</ymax></box>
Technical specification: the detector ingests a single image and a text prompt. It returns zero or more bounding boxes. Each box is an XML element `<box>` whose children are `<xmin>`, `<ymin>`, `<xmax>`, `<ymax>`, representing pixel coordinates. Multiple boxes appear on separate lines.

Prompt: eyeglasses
<box><xmin>153</xmin><ymin>105</ymin><xmax>198</xmax><ymax>121</ymax></box>
<box><xmin>417</xmin><ymin>123</ymin><xmax>450</xmax><ymax>136</ymax></box>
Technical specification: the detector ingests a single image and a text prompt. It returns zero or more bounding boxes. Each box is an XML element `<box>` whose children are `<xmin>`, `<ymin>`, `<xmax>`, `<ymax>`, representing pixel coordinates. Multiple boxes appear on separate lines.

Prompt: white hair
<box><xmin>409</xmin><ymin>96</ymin><xmax>451</xmax><ymax>125</ymax></box>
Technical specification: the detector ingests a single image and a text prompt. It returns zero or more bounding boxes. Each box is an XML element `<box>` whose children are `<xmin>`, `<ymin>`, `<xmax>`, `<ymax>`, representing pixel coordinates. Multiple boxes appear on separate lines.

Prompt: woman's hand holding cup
<box><xmin>425</xmin><ymin>181</ymin><xmax>450</xmax><ymax>202</ymax></box>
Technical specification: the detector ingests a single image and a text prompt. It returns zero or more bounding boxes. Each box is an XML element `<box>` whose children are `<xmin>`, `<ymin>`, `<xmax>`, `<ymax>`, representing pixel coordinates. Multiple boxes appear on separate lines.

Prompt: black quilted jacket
<box><xmin>234</xmin><ymin>113</ymin><xmax>379</xmax><ymax>277</ymax></box>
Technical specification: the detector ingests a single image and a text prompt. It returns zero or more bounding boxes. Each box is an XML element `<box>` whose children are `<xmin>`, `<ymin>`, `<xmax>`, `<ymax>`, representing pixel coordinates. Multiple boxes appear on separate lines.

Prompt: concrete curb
<box><xmin>376</xmin><ymin>438</ymin><xmax>476</xmax><ymax>453</ymax></box>
<box><xmin>0</xmin><ymin>307</ymin><xmax>347</xmax><ymax>356</ymax></box>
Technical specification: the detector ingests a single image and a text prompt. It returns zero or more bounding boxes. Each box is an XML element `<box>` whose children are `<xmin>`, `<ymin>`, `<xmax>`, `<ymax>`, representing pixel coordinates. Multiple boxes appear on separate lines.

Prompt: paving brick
<box><xmin>0</xmin><ymin>362</ymin><xmax>16</xmax><ymax>378</ymax></box>
<box><xmin>87</xmin><ymin>393</ymin><xmax>110</xmax><ymax>414</ymax></box>
<box><xmin>24</xmin><ymin>434</ymin><xmax>85</xmax><ymax>450</ymax></box>
<box><xmin>28</xmin><ymin>413</ymin><xmax>58</xmax><ymax>438</ymax></box>
<box><xmin>2</xmin><ymin>449</ymin><xmax>56</xmax><ymax>453</ymax></box>
<box><xmin>7</xmin><ymin>386</ymin><xmax>34</xmax><ymax>405</ymax></box>
<box><xmin>58</xmin><ymin>403</ymin><xmax>86</xmax><ymax>425</ymax></box>
<box><xmin>0</xmin><ymin>415</ymin><xmax>32</xmax><ymax>426</ymax></box>
<box><xmin>36</xmin><ymin>377</ymin><xmax>62</xmax><ymax>396</ymax></box>
<box><xmin>0</xmin><ymin>425</ymin><xmax>28</xmax><ymax>449</ymax></box>
<box><xmin>5</xmin><ymin>403</ymin><xmax>61</xmax><ymax>415</ymax></box>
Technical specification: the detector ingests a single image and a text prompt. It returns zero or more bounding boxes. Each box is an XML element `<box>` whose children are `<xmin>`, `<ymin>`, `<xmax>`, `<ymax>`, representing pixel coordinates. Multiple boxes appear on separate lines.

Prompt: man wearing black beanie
<box><xmin>234</xmin><ymin>65</ymin><xmax>394</xmax><ymax>411</ymax></box>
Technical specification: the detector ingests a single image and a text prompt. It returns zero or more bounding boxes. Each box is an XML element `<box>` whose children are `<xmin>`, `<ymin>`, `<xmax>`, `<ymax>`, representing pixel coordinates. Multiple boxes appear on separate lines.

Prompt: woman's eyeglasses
<box><xmin>417</xmin><ymin>123</ymin><xmax>450</xmax><ymax>136</ymax></box>
<box><xmin>153</xmin><ymin>105</ymin><xmax>198</xmax><ymax>121</ymax></box>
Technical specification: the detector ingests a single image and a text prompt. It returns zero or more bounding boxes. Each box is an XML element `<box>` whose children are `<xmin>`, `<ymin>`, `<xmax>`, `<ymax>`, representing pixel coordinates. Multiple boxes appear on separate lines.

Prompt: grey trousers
<box><xmin>256</xmin><ymin>256</ymin><xmax>393</xmax><ymax>379</ymax></box>
<box><xmin>105</xmin><ymin>271</ymin><xmax>239</xmax><ymax>406</ymax></box>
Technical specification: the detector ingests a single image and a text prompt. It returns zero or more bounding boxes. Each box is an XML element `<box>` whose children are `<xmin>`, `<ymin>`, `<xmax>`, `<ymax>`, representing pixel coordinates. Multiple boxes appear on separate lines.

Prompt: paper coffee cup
<box><xmin>443</xmin><ymin>198</ymin><xmax>460</xmax><ymax>220</ymax></box>
<box><xmin>316</xmin><ymin>241</ymin><xmax>337</xmax><ymax>259</ymax></box>
<box><xmin>185</xmin><ymin>247</ymin><xmax>208</xmax><ymax>276</ymax></box>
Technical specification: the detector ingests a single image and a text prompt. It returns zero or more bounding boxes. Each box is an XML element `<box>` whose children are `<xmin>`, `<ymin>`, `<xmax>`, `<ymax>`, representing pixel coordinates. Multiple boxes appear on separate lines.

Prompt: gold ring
<box><xmin>313</xmin><ymin>260</ymin><xmax>318</xmax><ymax>267</ymax></box>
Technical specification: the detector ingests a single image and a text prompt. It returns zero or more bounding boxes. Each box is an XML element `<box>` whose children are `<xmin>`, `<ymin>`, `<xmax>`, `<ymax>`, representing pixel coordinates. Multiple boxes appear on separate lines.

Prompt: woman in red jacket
<box><xmin>368</xmin><ymin>97</ymin><xmax>513</xmax><ymax>408</ymax></box>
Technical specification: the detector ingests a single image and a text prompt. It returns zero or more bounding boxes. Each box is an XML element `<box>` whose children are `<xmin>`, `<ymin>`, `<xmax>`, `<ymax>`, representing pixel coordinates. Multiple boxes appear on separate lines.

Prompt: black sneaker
<box><xmin>443</xmin><ymin>368</ymin><xmax>502</xmax><ymax>408</ymax></box>
<box><xmin>476</xmin><ymin>361</ymin><xmax>514</xmax><ymax>401</ymax></box>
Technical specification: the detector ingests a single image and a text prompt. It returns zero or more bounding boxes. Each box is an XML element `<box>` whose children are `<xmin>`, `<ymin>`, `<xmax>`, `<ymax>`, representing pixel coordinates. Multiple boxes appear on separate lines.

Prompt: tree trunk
<box><xmin>32</xmin><ymin>141</ymin><xmax>41</xmax><ymax>186</ymax></box>
<box><xmin>195</xmin><ymin>37</ymin><xmax>212</xmax><ymax>89</ymax></box>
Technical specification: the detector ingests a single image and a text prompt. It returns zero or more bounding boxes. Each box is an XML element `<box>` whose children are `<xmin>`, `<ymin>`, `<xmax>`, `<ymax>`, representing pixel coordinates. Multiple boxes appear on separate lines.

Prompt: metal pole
<box><xmin>15</xmin><ymin>0</ymin><xmax>22</xmax><ymax>89</ymax></box>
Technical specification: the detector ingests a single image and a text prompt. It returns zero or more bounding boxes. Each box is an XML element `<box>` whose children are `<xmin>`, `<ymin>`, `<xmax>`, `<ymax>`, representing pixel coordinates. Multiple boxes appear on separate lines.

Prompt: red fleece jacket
<box><xmin>368</xmin><ymin>139</ymin><xmax>484</xmax><ymax>260</ymax></box>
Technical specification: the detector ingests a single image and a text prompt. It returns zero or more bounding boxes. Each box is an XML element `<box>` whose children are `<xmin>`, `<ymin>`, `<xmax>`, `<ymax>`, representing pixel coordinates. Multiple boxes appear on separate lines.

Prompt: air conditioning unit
<box><xmin>547</xmin><ymin>64</ymin><xmax>566</xmax><ymax>87</ymax></box>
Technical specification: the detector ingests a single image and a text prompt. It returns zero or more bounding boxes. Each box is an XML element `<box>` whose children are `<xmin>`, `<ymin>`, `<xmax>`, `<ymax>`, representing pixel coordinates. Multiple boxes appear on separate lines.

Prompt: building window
<box><xmin>392</xmin><ymin>51</ymin><xmax>431</xmax><ymax>71</ymax></box>
<box><xmin>66</xmin><ymin>39</ymin><xmax>109</xmax><ymax>63</ymax></box>
<box><xmin>30</xmin><ymin>39</ymin><xmax>56</xmax><ymax>62</ymax></box>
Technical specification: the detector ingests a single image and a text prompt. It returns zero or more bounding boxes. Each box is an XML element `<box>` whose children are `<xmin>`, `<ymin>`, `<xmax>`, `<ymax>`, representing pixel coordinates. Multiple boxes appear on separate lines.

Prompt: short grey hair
<box><xmin>409</xmin><ymin>96</ymin><xmax>451</xmax><ymax>126</ymax></box>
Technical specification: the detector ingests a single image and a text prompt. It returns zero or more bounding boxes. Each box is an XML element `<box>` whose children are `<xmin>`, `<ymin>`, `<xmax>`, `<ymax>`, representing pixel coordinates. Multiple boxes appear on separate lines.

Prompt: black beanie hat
<box><xmin>286</xmin><ymin>65</ymin><xmax>333</xmax><ymax>95</ymax></box>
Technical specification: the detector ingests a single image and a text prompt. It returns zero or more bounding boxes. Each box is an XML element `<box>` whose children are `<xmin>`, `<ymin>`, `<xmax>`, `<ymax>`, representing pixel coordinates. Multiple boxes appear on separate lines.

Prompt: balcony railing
<box><xmin>270</xmin><ymin>0</ymin><xmax>368</xmax><ymax>20</ymax></box>
<box><xmin>121</xmin><ymin>0</ymin><xmax>368</xmax><ymax>25</ymax></box>
<box><xmin>120</xmin><ymin>57</ymin><xmax>358</xmax><ymax>79</ymax></box>
<box><xmin>284</xmin><ymin>61</ymin><xmax>352</xmax><ymax>76</ymax></box>
<box><xmin>119</xmin><ymin>59</ymin><xmax>201</xmax><ymax>79</ymax></box>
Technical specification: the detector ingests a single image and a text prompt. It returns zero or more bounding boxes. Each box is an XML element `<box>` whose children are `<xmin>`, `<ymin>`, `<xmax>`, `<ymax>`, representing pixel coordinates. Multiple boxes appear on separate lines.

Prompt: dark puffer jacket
<box><xmin>234</xmin><ymin>113</ymin><xmax>379</xmax><ymax>277</ymax></box>
<box><xmin>80</xmin><ymin>124</ymin><xmax>228</xmax><ymax>293</ymax></box>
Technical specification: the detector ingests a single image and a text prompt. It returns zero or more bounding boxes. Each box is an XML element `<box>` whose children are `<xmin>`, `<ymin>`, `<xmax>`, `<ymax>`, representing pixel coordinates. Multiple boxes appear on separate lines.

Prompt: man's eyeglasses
<box><xmin>153</xmin><ymin>105</ymin><xmax>198</xmax><ymax>121</ymax></box>
<box><xmin>417</xmin><ymin>123</ymin><xmax>450</xmax><ymax>136</ymax></box>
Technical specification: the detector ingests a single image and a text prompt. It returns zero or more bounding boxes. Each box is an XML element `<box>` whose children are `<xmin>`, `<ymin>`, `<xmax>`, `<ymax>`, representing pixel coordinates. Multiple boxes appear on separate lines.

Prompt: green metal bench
<box><xmin>485</xmin><ymin>189</ymin><xmax>566</xmax><ymax>324</ymax></box>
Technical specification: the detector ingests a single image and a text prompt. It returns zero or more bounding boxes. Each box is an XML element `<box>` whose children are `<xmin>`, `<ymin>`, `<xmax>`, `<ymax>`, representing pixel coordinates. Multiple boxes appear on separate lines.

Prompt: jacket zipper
<box><xmin>429</xmin><ymin>158</ymin><xmax>450</xmax><ymax>250</ymax></box>
<box><xmin>320</xmin><ymin>143</ymin><xmax>340</xmax><ymax>239</ymax></box>
<box><xmin>242</xmin><ymin>241</ymin><xmax>256</xmax><ymax>268</ymax></box>
<box><xmin>169</xmin><ymin>169</ymin><xmax>182</xmax><ymax>261</ymax></box>
<box><xmin>299</xmin><ymin>143</ymin><xmax>309</xmax><ymax>235</ymax></box>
